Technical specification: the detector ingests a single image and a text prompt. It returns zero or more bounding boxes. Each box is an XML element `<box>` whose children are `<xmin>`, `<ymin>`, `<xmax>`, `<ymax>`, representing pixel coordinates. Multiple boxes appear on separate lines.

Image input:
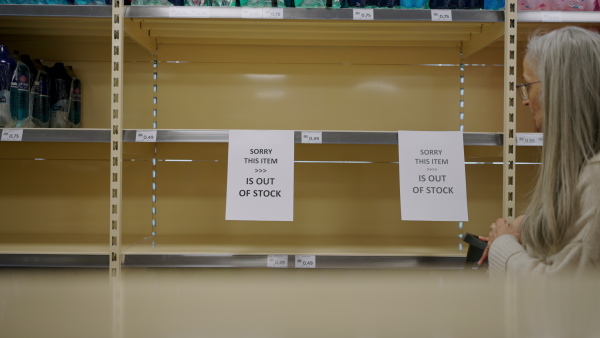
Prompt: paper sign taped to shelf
<box><xmin>516</xmin><ymin>133</ymin><xmax>543</xmax><ymax>146</ymax></box>
<box><xmin>353</xmin><ymin>9</ymin><xmax>374</xmax><ymax>20</ymax></box>
<box><xmin>301</xmin><ymin>131</ymin><xmax>322</xmax><ymax>144</ymax></box>
<box><xmin>267</xmin><ymin>255</ymin><xmax>288</xmax><ymax>268</ymax></box>
<box><xmin>263</xmin><ymin>8</ymin><xmax>283</xmax><ymax>19</ymax></box>
<box><xmin>541</xmin><ymin>11</ymin><xmax>563</xmax><ymax>22</ymax></box>
<box><xmin>398</xmin><ymin>131</ymin><xmax>468</xmax><ymax>221</ymax></box>
<box><xmin>1</xmin><ymin>128</ymin><xmax>23</xmax><ymax>141</ymax></box>
<box><xmin>431</xmin><ymin>10</ymin><xmax>452</xmax><ymax>22</ymax></box>
<box><xmin>169</xmin><ymin>7</ymin><xmax>210</xmax><ymax>18</ymax></box>
<box><xmin>295</xmin><ymin>255</ymin><xmax>316</xmax><ymax>268</ymax></box>
<box><xmin>135</xmin><ymin>129</ymin><xmax>157</xmax><ymax>142</ymax></box>
<box><xmin>226</xmin><ymin>130</ymin><xmax>295</xmax><ymax>221</ymax></box>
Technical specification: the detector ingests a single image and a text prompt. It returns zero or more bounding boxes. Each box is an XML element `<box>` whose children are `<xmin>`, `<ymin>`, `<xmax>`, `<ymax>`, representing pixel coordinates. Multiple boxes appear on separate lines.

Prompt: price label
<box><xmin>295</xmin><ymin>255</ymin><xmax>316</xmax><ymax>268</ymax></box>
<box><xmin>263</xmin><ymin>8</ymin><xmax>283</xmax><ymax>19</ymax></box>
<box><xmin>301</xmin><ymin>131</ymin><xmax>322</xmax><ymax>144</ymax></box>
<box><xmin>267</xmin><ymin>255</ymin><xmax>288</xmax><ymax>268</ymax></box>
<box><xmin>242</xmin><ymin>7</ymin><xmax>263</xmax><ymax>19</ymax></box>
<box><xmin>431</xmin><ymin>10</ymin><xmax>452</xmax><ymax>22</ymax></box>
<box><xmin>353</xmin><ymin>9</ymin><xmax>374</xmax><ymax>20</ymax></box>
<box><xmin>541</xmin><ymin>11</ymin><xmax>563</xmax><ymax>22</ymax></box>
<box><xmin>169</xmin><ymin>7</ymin><xmax>210</xmax><ymax>18</ymax></box>
<box><xmin>135</xmin><ymin>130</ymin><xmax>158</xmax><ymax>142</ymax></box>
<box><xmin>1</xmin><ymin>128</ymin><xmax>23</xmax><ymax>142</ymax></box>
<box><xmin>516</xmin><ymin>133</ymin><xmax>543</xmax><ymax>146</ymax></box>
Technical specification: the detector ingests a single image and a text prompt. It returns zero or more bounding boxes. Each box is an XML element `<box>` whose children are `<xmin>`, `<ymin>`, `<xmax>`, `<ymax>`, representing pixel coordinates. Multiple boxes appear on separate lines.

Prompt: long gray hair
<box><xmin>522</xmin><ymin>27</ymin><xmax>600</xmax><ymax>258</ymax></box>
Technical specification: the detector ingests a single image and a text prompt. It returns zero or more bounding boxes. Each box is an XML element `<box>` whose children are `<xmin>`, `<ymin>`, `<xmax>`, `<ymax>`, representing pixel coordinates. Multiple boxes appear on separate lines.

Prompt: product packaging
<box><xmin>0</xmin><ymin>45</ymin><xmax>15</xmax><ymax>128</ymax></box>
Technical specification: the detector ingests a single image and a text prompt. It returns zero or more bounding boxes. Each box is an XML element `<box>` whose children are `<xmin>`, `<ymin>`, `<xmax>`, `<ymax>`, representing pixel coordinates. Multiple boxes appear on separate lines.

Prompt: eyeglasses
<box><xmin>516</xmin><ymin>81</ymin><xmax>541</xmax><ymax>100</ymax></box>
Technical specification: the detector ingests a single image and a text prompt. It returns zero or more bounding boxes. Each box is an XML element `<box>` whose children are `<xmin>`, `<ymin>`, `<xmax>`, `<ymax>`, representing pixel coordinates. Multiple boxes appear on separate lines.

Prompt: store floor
<box><xmin>1</xmin><ymin>268</ymin><xmax>599</xmax><ymax>338</ymax></box>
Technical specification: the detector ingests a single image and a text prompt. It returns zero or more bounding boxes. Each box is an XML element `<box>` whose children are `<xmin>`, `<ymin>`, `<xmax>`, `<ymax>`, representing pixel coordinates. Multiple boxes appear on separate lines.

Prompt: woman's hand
<box><xmin>477</xmin><ymin>215</ymin><xmax>524</xmax><ymax>266</ymax></box>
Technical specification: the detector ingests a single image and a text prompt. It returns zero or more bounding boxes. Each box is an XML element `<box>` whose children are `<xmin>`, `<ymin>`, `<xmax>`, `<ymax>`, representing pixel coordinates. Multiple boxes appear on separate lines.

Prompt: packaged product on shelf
<box><xmin>294</xmin><ymin>0</ymin><xmax>343</xmax><ymax>7</ymax></box>
<box><xmin>294</xmin><ymin>0</ymin><xmax>323</xmax><ymax>7</ymax></box>
<box><xmin>346</xmin><ymin>0</ymin><xmax>366</xmax><ymax>7</ymax></box>
<box><xmin>132</xmin><ymin>0</ymin><xmax>182</xmax><ymax>5</ymax></box>
<box><xmin>458</xmin><ymin>0</ymin><xmax>482</xmax><ymax>8</ymax></box>
<box><xmin>483</xmin><ymin>0</ymin><xmax>503</xmax><ymax>9</ymax></box>
<box><xmin>38</xmin><ymin>0</ymin><xmax>70</xmax><ymax>4</ymax></box>
<box><xmin>377</xmin><ymin>0</ymin><xmax>398</xmax><ymax>7</ymax></box>
<box><xmin>400</xmin><ymin>0</ymin><xmax>426</xmax><ymax>9</ymax></box>
<box><xmin>185</xmin><ymin>0</ymin><xmax>210</xmax><ymax>5</ymax></box>
<box><xmin>9</xmin><ymin>51</ymin><xmax>32</xmax><ymax>128</ymax></box>
<box><xmin>429</xmin><ymin>0</ymin><xmax>458</xmax><ymax>8</ymax></box>
<box><xmin>207</xmin><ymin>0</ymin><xmax>234</xmax><ymax>5</ymax></box>
<box><xmin>240</xmin><ymin>0</ymin><xmax>270</xmax><ymax>6</ymax></box>
<box><xmin>21</xmin><ymin>55</ymin><xmax>51</xmax><ymax>128</ymax></box>
<box><xmin>66</xmin><ymin>66</ymin><xmax>81</xmax><ymax>128</ymax></box>
<box><xmin>46</xmin><ymin>62</ymin><xmax>72</xmax><ymax>128</ymax></box>
<box><xmin>74</xmin><ymin>0</ymin><xmax>107</xmax><ymax>4</ymax></box>
<box><xmin>0</xmin><ymin>45</ymin><xmax>16</xmax><ymax>128</ymax></box>
<box><xmin>518</xmin><ymin>0</ymin><xmax>595</xmax><ymax>10</ymax></box>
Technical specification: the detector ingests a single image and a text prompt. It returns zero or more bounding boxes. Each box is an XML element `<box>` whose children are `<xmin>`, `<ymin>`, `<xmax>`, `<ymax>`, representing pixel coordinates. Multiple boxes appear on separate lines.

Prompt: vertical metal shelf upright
<box><xmin>504</xmin><ymin>0</ymin><xmax>518</xmax><ymax>224</ymax></box>
<box><xmin>111</xmin><ymin>1</ymin><xmax>125</xmax><ymax>337</ymax></box>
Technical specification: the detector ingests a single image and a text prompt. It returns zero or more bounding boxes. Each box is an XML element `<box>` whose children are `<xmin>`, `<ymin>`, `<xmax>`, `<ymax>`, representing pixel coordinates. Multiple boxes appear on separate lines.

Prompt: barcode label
<box><xmin>267</xmin><ymin>255</ymin><xmax>288</xmax><ymax>268</ymax></box>
<box><xmin>295</xmin><ymin>255</ymin><xmax>316</xmax><ymax>268</ymax></box>
<box><xmin>516</xmin><ymin>133</ymin><xmax>543</xmax><ymax>146</ymax></box>
<box><xmin>301</xmin><ymin>131</ymin><xmax>322</xmax><ymax>144</ymax></box>
<box><xmin>136</xmin><ymin>130</ymin><xmax>157</xmax><ymax>142</ymax></box>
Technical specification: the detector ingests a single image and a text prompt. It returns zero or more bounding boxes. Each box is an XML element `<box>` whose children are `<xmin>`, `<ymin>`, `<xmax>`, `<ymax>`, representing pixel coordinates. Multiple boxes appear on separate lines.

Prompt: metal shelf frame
<box><xmin>123</xmin><ymin>254</ymin><xmax>466</xmax><ymax>269</ymax></box>
<box><xmin>2</xmin><ymin>5</ymin><xmax>598</xmax><ymax>270</ymax></box>
<box><xmin>0</xmin><ymin>254</ymin><xmax>109</xmax><ymax>268</ymax></box>
<box><xmin>2</xmin><ymin>5</ymin><xmax>600</xmax><ymax>23</ymax></box>
<box><xmin>126</xmin><ymin>7</ymin><xmax>504</xmax><ymax>21</ymax></box>
<box><xmin>0</xmin><ymin>129</ymin><xmax>503</xmax><ymax>145</ymax></box>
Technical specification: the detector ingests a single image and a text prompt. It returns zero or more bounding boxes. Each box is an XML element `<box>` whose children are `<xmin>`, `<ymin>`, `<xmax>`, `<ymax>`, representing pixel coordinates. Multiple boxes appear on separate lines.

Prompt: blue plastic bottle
<box><xmin>47</xmin><ymin>62</ymin><xmax>72</xmax><ymax>128</ymax></box>
<box><xmin>66</xmin><ymin>66</ymin><xmax>81</xmax><ymax>128</ymax></box>
<box><xmin>9</xmin><ymin>51</ymin><xmax>31</xmax><ymax>128</ymax></box>
<box><xmin>6</xmin><ymin>0</ymin><xmax>32</xmax><ymax>4</ymax></box>
<box><xmin>35</xmin><ymin>60</ymin><xmax>51</xmax><ymax>128</ymax></box>
<box><xmin>42</xmin><ymin>0</ymin><xmax>70</xmax><ymax>5</ymax></box>
<box><xmin>0</xmin><ymin>45</ymin><xmax>16</xmax><ymax>127</ymax></box>
<box><xmin>22</xmin><ymin>55</ymin><xmax>51</xmax><ymax>128</ymax></box>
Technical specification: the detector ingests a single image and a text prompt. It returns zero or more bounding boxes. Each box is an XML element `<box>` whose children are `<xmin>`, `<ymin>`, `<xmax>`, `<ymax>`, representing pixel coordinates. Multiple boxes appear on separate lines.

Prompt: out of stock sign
<box><xmin>398</xmin><ymin>131</ymin><xmax>468</xmax><ymax>221</ymax></box>
<box><xmin>225</xmin><ymin>130</ymin><xmax>295</xmax><ymax>221</ymax></box>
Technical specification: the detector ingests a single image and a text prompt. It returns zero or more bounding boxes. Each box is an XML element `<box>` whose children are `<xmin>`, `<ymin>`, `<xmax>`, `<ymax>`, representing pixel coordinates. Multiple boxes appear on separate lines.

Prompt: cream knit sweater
<box><xmin>489</xmin><ymin>153</ymin><xmax>600</xmax><ymax>278</ymax></box>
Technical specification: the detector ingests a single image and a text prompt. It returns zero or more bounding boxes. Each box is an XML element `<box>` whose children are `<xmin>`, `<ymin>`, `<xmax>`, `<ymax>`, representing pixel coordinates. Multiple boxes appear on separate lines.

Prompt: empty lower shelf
<box><xmin>122</xmin><ymin>235</ymin><xmax>468</xmax><ymax>269</ymax></box>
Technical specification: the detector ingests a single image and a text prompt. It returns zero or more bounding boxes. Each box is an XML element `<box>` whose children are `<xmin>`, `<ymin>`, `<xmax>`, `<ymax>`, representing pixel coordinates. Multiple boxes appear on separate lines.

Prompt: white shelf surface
<box><xmin>0</xmin><ymin>234</ymin><xmax>155</xmax><ymax>267</ymax></box>
<box><xmin>0</xmin><ymin>234</ymin><xmax>109</xmax><ymax>255</ymax></box>
<box><xmin>123</xmin><ymin>234</ymin><xmax>463</xmax><ymax>256</ymax></box>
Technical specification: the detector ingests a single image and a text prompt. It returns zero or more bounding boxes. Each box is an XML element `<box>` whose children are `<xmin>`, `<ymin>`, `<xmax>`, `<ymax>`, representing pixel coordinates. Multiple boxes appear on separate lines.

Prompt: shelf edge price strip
<box><xmin>242</xmin><ymin>7</ymin><xmax>263</xmax><ymax>19</ymax></box>
<box><xmin>516</xmin><ymin>133</ymin><xmax>543</xmax><ymax>146</ymax></box>
<box><xmin>353</xmin><ymin>8</ymin><xmax>374</xmax><ymax>20</ymax></box>
<box><xmin>301</xmin><ymin>131</ymin><xmax>323</xmax><ymax>144</ymax></box>
<box><xmin>1</xmin><ymin>128</ymin><xmax>24</xmax><ymax>142</ymax></box>
<box><xmin>263</xmin><ymin>8</ymin><xmax>283</xmax><ymax>19</ymax></box>
<box><xmin>136</xmin><ymin>129</ymin><xmax>158</xmax><ymax>142</ymax></box>
<box><xmin>295</xmin><ymin>255</ymin><xmax>316</xmax><ymax>268</ymax></box>
<box><xmin>169</xmin><ymin>7</ymin><xmax>210</xmax><ymax>18</ymax></box>
<box><xmin>431</xmin><ymin>10</ymin><xmax>452</xmax><ymax>22</ymax></box>
<box><xmin>267</xmin><ymin>255</ymin><xmax>288</xmax><ymax>268</ymax></box>
<box><xmin>541</xmin><ymin>11</ymin><xmax>563</xmax><ymax>22</ymax></box>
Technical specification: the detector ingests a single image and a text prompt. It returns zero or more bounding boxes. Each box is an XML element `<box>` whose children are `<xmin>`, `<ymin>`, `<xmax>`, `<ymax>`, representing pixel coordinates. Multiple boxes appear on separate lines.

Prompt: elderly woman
<box><xmin>479</xmin><ymin>26</ymin><xmax>600</xmax><ymax>277</ymax></box>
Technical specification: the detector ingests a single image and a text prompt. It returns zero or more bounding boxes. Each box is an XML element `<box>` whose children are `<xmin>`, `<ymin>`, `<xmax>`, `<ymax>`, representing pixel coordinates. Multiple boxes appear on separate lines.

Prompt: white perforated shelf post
<box><xmin>504</xmin><ymin>3</ymin><xmax>517</xmax><ymax>225</ymax></box>
<box><xmin>504</xmin><ymin>1</ymin><xmax>518</xmax><ymax>337</ymax></box>
<box><xmin>111</xmin><ymin>0</ymin><xmax>124</xmax><ymax>337</ymax></box>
